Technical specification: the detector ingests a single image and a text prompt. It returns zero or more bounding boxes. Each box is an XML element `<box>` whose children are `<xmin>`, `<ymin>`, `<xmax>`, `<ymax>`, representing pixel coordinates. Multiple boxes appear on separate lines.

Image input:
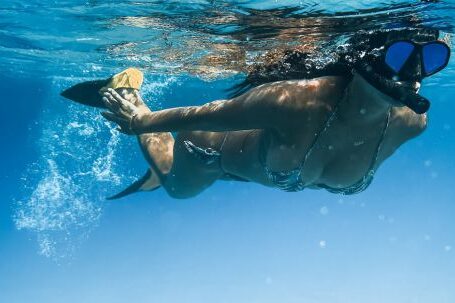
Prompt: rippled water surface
<box><xmin>2</xmin><ymin>0</ymin><xmax>454</xmax><ymax>79</ymax></box>
<box><xmin>1</xmin><ymin>1</ymin><xmax>455</xmax><ymax>302</ymax></box>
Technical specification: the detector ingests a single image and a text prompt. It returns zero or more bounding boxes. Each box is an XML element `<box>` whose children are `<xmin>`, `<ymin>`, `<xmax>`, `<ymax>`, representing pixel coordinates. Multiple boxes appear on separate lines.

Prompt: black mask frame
<box><xmin>383</xmin><ymin>39</ymin><xmax>451</xmax><ymax>81</ymax></box>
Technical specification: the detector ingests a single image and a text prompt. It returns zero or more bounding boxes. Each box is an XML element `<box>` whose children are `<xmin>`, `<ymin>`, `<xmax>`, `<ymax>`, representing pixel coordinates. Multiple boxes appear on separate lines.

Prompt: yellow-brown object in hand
<box><xmin>61</xmin><ymin>67</ymin><xmax>144</xmax><ymax>108</ymax></box>
<box><xmin>105</xmin><ymin>68</ymin><xmax>144</xmax><ymax>90</ymax></box>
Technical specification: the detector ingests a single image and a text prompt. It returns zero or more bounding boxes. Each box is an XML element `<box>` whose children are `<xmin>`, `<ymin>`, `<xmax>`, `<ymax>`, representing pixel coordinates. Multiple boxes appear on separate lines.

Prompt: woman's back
<box><xmin>220</xmin><ymin>75</ymin><xmax>427</xmax><ymax>192</ymax></box>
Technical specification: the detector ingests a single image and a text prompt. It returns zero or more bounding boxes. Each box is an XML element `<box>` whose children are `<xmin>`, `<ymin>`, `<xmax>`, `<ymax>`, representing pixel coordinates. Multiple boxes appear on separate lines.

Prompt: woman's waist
<box><xmin>220</xmin><ymin>129</ymin><xmax>275</xmax><ymax>184</ymax></box>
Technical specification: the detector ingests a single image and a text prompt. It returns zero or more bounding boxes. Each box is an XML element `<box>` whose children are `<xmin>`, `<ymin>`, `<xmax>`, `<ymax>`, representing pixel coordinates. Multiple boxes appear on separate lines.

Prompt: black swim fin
<box><xmin>107</xmin><ymin>169</ymin><xmax>161</xmax><ymax>200</ymax></box>
<box><xmin>60</xmin><ymin>78</ymin><xmax>111</xmax><ymax>108</ymax></box>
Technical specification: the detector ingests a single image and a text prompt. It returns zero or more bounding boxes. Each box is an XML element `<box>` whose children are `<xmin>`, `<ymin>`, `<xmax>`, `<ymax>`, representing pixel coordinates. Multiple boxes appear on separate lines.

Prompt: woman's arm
<box><xmin>101</xmin><ymin>76</ymin><xmax>346</xmax><ymax>134</ymax></box>
<box><xmin>135</xmin><ymin>89</ymin><xmax>289</xmax><ymax>133</ymax></box>
<box><xmin>133</xmin><ymin>82</ymin><xmax>301</xmax><ymax>133</ymax></box>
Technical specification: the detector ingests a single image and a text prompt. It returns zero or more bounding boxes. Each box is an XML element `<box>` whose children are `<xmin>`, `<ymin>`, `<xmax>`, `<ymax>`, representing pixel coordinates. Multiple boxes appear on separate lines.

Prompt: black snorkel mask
<box><xmin>358</xmin><ymin>39</ymin><xmax>451</xmax><ymax>114</ymax></box>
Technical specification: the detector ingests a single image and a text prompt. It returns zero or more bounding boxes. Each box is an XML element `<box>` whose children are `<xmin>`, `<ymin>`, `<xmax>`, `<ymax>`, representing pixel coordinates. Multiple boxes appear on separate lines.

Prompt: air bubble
<box><xmin>320</xmin><ymin>206</ymin><xmax>329</xmax><ymax>215</ymax></box>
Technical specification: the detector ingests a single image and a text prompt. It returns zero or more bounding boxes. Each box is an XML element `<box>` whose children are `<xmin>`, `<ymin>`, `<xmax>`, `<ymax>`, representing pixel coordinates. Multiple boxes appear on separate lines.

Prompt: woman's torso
<box><xmin>210</xmin><ymin>76</ymin><xmax>426</xmax><ymax>192</ymax></box>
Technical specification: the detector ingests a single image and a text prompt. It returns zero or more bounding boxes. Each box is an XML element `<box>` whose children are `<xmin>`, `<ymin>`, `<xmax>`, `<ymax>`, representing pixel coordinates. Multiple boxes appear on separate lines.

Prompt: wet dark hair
<box><xmin>227</xmin><ymin>28</ymin><xmax>440</xmax><ymax>98</ymax></box>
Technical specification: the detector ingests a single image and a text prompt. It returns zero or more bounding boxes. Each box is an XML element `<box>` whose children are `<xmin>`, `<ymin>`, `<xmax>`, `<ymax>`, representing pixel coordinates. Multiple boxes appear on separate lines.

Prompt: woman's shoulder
<box><xmin>390</xmin><ymin>106</ymin><xmax>427</xmax><ymax>138</ymax></box>
<box><xmin>255</xmin><ymin>76</ymin><xmax>349</xmax><ymax>91</ymax></box>
<box><xmin>251</xmin><ymin>76</ymin><xmax>349</xmax><ymax>111</ymax></box>
<box><xmin>263</xmin><ymin>77</ymin><xmax>350</xmax><ymax>142</ymax></box>
<box><xmin>376</xmin><ymin>106</ymin><xmax>427</xmax><ymax>165</ymax></box>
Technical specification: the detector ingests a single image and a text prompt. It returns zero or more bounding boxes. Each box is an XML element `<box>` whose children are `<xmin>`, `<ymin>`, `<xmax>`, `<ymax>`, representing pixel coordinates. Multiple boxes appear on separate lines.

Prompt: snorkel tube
<box><xmin>356</xmin><ymin>63</ymin><xmax>430</xmax><ymax>114</ymax></box>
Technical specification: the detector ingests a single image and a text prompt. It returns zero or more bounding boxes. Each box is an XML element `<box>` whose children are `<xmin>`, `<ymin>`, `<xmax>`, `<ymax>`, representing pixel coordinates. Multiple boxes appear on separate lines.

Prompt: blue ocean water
<box><xmin>1</xmin><ymin>1</ymin><xmax>455</xmax><ymax>302</ymax></box>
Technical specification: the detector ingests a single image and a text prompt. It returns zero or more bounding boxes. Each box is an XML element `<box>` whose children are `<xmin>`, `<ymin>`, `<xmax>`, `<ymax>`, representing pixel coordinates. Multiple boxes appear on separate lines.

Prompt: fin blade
<box><xmin>107</xmin><ymin>170</ymin><xmax>160</xmax><ymax>200</ymax></box>
<box><xmin>60</xmin><ymin>78</ymin><xmax>111</xmax><ymax>108</ymax></box>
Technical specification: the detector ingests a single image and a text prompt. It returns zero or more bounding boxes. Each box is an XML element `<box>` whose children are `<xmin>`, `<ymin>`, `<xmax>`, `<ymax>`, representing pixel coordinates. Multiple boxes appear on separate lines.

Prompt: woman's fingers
<box><xmin>99</xmin><ymin>87</ymin><xmax>109</xmax><ymax>94</ymax></box>
<box><xmin>102</xmin><ymin>96</ymin><xmax>115</xmax><ymax>111</ymax></box>
<box><xmin>102</xmin><ymin>93</ymin><xmax>124</xmax><ymax>112</ymax></box>
<box><xmin>103</xmin><ymin>89</ymin><xmax>137</xmax><ymax>114</ymax></box>
<box><xmin>107</xmin><ymin>88</ymin><xmax>125</xmax><ymax>102</ymax></box>
<box><xmin>103</xmin><ymin>92</ymin><xmax>127</xmax><ymax>114</ymax></box>
<box><xmin>107</xmin><ymin>89</ymin><xmax>131</xmax><ymax>111</ymax></box>
<box><xmin>100</xmin><ymin>89</ymin><xmax>141</xmax><ymax>135</ymax></box>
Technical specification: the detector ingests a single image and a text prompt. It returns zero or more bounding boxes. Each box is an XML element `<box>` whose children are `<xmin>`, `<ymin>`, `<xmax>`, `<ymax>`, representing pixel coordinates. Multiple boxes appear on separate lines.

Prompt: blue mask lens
<box><xmin>385</xmin><ymin>41</ymin><xmax>415</xmax><ymax>73</ymax></box>
<box><xmin>422</xmin><ymin>43</ymin><xmax>450</xmax><ymax>75</ymax></box>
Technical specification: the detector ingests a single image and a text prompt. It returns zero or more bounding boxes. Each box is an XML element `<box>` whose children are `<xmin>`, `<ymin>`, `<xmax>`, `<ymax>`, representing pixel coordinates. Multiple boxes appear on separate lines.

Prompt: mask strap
<box><xmin>356</xmin><ymin>64</ymin><xmax>430</xmax><ymax>114</ymax></box>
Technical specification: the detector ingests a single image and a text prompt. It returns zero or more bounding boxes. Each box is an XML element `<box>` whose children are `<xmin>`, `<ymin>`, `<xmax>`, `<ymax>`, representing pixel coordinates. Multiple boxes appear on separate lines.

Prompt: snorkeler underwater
<box><xmin>1</xmin><ymin>1</ymin><xmax>455</xmax><ymax>302</ymax></box>
<box><xmin>61</xmin><ymin>28</ymin><xmax>449</xmax><ymax>199</ymax></box>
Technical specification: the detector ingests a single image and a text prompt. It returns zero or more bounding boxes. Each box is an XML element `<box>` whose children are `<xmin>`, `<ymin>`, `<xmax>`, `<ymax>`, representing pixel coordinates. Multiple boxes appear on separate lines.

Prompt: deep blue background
<box><xmin>0</xmin><ymin>71</ymin><xmax>454</xmax><ymax>302</ymax></box>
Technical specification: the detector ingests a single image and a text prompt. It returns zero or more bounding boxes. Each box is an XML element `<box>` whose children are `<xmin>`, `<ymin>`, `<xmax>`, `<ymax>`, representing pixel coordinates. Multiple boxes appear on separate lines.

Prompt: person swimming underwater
<box><xmin>62</xmin><ymin>28</ymin><xmax>451</xmax><ymax>199</ymax></box>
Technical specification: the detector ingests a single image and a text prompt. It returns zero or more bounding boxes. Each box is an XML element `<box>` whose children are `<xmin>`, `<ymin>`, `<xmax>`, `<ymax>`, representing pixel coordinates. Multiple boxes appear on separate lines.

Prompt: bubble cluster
<box><xmin>15</xmin><ymin>75</ymin><xmax>177</xmax><ymax>259</ymax></box>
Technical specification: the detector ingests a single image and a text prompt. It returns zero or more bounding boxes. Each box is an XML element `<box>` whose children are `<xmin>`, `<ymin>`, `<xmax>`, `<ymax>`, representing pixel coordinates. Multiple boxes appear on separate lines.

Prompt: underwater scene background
<box><xmin>1</xmin><ymin>1</ymin><xmax>455</xmax><ymax>302</ymax></box>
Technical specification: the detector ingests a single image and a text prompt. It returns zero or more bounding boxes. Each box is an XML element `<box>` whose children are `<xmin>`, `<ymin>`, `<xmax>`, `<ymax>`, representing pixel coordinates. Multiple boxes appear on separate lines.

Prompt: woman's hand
<box><xmin>100</xmin><ymin>88</ymin><xmax>151</xmax><ymax>135</ymax></box>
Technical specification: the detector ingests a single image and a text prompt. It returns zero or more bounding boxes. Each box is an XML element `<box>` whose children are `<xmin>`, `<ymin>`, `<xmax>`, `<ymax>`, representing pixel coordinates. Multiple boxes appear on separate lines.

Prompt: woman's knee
<box><xmin>163</xmin><ymin>131</ymin><xmax>225</xmax><ymax>199</ymax></box>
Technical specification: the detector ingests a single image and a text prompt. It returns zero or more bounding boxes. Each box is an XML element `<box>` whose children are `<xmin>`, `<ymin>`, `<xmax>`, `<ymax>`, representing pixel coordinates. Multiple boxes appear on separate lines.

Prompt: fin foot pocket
<box><xmin>61</xmin><ymin>67</ymin><xmax>143</xmax><ymax>108</ymax></box>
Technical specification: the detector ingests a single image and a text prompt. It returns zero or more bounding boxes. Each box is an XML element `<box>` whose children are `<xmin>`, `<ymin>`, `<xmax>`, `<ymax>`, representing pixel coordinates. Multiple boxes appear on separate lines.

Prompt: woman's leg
<box><xmin>138</xmin><ymin>130</ymin><xmax>226</xmax><ymax>198</ymax></box>
<box><xmin>117</xmin><ymin>88</ymin><xmax>225</xmax><ymax>198</ymax></box>
<box><xmin>112</xmin><ymin>88</ymin><xmax>175</xmax><ymax>181</ymax></box>
<box><xmin>137</xmin><ymin>132</ymin><xmax>174</xmax><ymax>181</ymax></box>
<box><xmin>162</xmin><ymin>131</ymin><xmax>226</xmax><ymax>198</ymax></box>
<box><xmin>91</xmin><ymin>72</ymin><xmax>227</xmax><ymax>199</ymax></box>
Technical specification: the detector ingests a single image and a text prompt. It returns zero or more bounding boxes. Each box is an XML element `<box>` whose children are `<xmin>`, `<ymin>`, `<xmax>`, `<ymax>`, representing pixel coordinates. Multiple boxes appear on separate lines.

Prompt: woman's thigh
<box><xmin>164</xmin><ymin>131</ymin><xmax>226</xmax><ymax>198</ymax></box>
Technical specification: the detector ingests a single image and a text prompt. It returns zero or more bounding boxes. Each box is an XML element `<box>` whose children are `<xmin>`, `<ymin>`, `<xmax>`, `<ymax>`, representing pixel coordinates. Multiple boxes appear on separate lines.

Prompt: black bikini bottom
<box><xmin>183</xmin><ymin>139</ymin><xmax>249</xmax><ymax>182</ymax></box>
